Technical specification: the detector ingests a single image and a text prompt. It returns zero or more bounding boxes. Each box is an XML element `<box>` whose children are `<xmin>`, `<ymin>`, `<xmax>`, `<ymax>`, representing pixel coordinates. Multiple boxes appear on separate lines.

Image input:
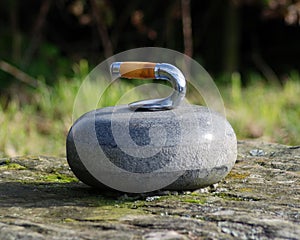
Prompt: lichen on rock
<box><xmin>0</xmin><ymin>141</ymin><xmax>299</xmax><ymax>239</ymax></box>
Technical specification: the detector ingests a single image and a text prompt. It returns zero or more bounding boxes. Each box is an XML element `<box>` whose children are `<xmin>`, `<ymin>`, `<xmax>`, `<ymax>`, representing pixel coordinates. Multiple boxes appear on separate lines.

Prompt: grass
<box><xmin>1</xmin><ymin>60</ymin><xmax>300</xmax><ymax>157</ymax></box>
<box><xmin>221</xmin><ymin>71</ymin><xmax>300</xmax><ymax>145</ymax></box>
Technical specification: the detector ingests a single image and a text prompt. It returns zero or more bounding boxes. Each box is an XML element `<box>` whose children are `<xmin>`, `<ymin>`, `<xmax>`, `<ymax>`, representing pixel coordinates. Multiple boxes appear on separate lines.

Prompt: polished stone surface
<box><xmin>66</xmin><ymin>104</ymin><xmax>237</xmax><ymax>192</ymax></box>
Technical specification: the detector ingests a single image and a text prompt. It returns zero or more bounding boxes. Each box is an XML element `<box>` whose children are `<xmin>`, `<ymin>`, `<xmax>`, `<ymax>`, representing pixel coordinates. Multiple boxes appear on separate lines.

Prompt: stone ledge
<box><xmin>0</xmin><ymin>141</ymin><xmax>299</xmax><ymax>239</ymax></box>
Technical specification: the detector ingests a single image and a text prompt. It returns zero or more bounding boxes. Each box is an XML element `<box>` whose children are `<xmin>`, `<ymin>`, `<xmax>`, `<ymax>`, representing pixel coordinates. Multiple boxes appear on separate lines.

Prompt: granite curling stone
<box><xmin>66</xmin><ymin>62</ymin><xmax>237</xmax><ymax>193</ymax></box>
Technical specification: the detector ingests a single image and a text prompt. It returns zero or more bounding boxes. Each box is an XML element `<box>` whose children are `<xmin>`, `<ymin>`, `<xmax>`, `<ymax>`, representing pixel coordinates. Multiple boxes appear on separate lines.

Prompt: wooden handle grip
<box><xmin>119</xmin><ymin>62</ymin><xmax>156</xmax><ymax>79</ymax></box>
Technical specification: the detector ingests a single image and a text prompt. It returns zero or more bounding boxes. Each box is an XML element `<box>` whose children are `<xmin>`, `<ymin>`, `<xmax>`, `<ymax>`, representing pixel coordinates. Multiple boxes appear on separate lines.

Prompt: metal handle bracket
<box><xmin>110</xmin><ymin>61</ymin><xmax>186</xmax><ymax>111</ymax></box>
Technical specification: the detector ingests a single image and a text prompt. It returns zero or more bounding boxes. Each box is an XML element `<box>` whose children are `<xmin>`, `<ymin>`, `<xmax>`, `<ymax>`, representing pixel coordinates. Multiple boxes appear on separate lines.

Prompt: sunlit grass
<box><xmin>0</xmin><ymin>60</ymin><xmax>144</xmax><ymax>156</ymax></box>
<box><xmin>1</xmin><ymin>60</ymin><xmax>300</xmax><ymax>157</ymax></box>
<box><xmin>221</xmin><ymin>71</ymin><xmax>300</xmax><ymax>145</ymax></box>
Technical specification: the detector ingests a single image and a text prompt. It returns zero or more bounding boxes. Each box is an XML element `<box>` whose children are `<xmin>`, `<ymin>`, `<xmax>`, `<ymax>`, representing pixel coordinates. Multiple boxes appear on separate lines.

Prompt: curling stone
<box><xmin>66</xmin><ymin>62</ymin><xmax>237</xmax><ymax>193</ymax></box>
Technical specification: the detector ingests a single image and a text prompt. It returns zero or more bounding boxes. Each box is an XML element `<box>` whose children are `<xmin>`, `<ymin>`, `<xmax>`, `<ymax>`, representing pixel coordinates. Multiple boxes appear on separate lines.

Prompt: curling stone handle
<box><xmin>120</xmin><ymin>62</ymin><xmax>156</xmax><ymax>79</ymax></box>
<box><xmin>110</xmin><ymin>62</ymin><xmax>186</xmax><ymax>111</ymax></box>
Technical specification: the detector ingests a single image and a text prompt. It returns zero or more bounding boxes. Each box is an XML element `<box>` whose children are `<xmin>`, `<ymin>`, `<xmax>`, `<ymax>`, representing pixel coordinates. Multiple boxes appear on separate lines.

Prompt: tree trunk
<box><xmin>90</xmin><ymin>0</ymin><xmax>113</xmax><ymax>59</ymax></box>
<box><xmin>181</xmin><ymin>0</ymin><xmax>193</xmax><ymax>57</ymax></box>
<box><xmin>223</xmin><ymin>1</ymin><xmax>240</xmax><ymax>74</ymax></box>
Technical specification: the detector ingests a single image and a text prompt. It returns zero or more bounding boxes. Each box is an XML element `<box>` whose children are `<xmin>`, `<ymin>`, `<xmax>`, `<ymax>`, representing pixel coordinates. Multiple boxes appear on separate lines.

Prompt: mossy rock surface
<box><xmin>0</xmin><ymin>141</ymin><xmax>299</xmax><ymax>239</ymax></box>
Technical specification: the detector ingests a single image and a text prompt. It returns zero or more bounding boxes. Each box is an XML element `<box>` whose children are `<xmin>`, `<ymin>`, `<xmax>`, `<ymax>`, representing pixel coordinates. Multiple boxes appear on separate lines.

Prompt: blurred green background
<box><xmin>1</xmin><ymin>0</ymin><xmax>300</xmax><ymax>156</ymax></box>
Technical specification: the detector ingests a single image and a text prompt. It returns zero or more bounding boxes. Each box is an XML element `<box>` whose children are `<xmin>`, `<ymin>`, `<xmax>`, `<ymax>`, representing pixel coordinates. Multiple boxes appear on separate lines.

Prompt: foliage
<box><xmin>1</xmin><ymin>61</ymin><xmax>300</xmax><ymax>157</ymax></box>
<box><xmin>0</xmin><ymin>60</ymin><xmax>139</xmax><ymax>156</ymax></box>
<box><xmin>1</xmin><ymin>0</ymin><xmax>300</xmax><ymax>86</ymax></box>
<box><xmin>1</xmin><ymin>0</ymin><xmax>300</xmax><ymax>156</ymax></box>
<box><xmin>221</xmin><ymin>71</ymin><xmax>300</xmax><ymax>145</ymax></box>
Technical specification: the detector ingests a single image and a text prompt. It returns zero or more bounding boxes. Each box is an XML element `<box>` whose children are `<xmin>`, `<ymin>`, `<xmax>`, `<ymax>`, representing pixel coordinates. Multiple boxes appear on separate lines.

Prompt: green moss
<box><xmin>40</xmin><ymin>173</ymin><xmax>78</xmax><ymax>183</ymax></box>
<box><xmin>63</xmin><ymin>218</ymin><xmax>77</xmax><ymax>223</ymax></box>
<box><xmin>226</xmin><ymin>171</ymin><xmax>250</xmax><ymax>180</ymax></box>
<box><xmin>239</xmin><ymin>187</ymin><xmax>253</xmax><ymax>192</ymax></box>
<box><xmin>182</xmin><ymin>198</ymin><xmax>206</xmax><ymax>204</ymax></box>
<box><xmin>0</xmin><ymin>161</ymin><xmax>26</xmax><ymax>170</ymax></box>
<box><xmin>214</xmin><ymin>192</ymin><xmax>244</xmax><ymax>201</ymax></box>
<box><xmin>72</xmin><ymin>197</ymin><xmax>149</xmax><ymax>222</ymax></box>
<box><xmin>152</xmin><ymin>193</ymin><xmax>207</xmax><ymax>205</ymax></box>
<box><xmin>83</xmin><ymin>205</ymin><xmax>147</xmax><ymax>222</ymax></box>
<box><xmin>89</xmin><ymin>197</ymin><xmax>147</xmax><ymax>210</ymax></box>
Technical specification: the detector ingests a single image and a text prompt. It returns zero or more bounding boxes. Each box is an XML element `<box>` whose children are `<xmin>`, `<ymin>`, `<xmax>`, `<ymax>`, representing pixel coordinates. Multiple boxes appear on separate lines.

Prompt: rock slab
<box><xmin>0</xmin><ymin>141</ymin><xmax>299</xmax><ymax>239</ymax></box>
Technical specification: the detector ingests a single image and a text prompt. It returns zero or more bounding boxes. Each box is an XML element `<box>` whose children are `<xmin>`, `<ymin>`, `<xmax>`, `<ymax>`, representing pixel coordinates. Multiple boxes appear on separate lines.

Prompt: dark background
<box><xmin>1</xmin><ymin>0</ymin><xmax>300</xmax><ymax>87</ymax></box>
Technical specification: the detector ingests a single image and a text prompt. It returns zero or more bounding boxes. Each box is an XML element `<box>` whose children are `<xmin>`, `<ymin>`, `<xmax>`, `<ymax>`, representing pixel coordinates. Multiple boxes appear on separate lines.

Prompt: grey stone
<box><xmin>142</xmin><ymin>230</ymin><xmax>189</xmax><ymax>240</ymax></box>
<box><xmin>249</xmin><ymin>149</ymin><xmax>265</xmax><ymax>156</ymax></box>
<box><xmin>66</xmin><ymin>104</ymin><xmax>237</xmax><ymax>192</ymax></box>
